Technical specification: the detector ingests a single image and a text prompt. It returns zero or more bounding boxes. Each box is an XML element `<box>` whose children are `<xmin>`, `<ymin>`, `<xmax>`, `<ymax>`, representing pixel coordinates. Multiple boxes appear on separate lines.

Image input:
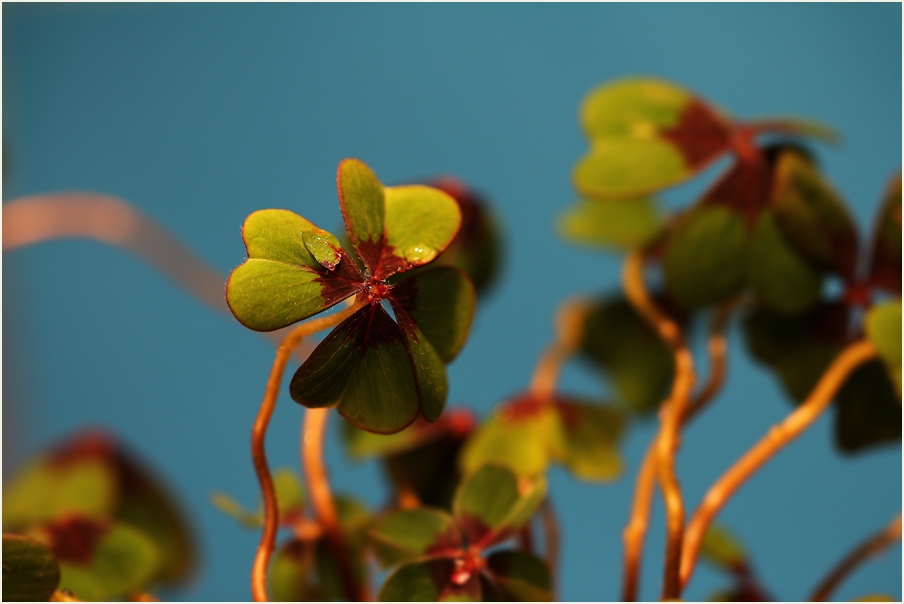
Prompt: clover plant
<box><xmin>3</xmin><ymin>76</ymin><xmax>900</xmax><ymax>603</ymax></box>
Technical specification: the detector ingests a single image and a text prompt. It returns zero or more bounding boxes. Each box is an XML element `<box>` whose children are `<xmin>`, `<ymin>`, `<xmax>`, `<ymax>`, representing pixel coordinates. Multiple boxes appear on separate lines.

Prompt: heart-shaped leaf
<box><xmin>747</xmin><ymin>209</ymin><xmax>823</xmax><ymax>314</ymax></box>
<box><xmin>868</xmin><ymin>173</ymin><xmax>902</xmax><ymax>295</ymax></box>
<box><xmin>770</xmin><ymin>150</ymin><xmax>858</xmax><ymax>280</ymax></box>
<box><xmin>558</xmin><ymin>197</ymin><xmax>663</xmax><ymax>251</ymax></box>
<box><xmin>290</xmin><ymin>304</ymin><xmax>420</xmax><ymax>434</ymax></box>
<box><xmin>484</xmin><ymin>550</ymin><xmax>553</xmax><ymax>602</ymax></box>
<box><xmin>391</xmin><ymin>267</ymin><xmax>476</xmax><ymax>363</ymax></box>
<box><xmin>378</xmin><ymin>557</ymin><xmax>482</xmax><ymax>602</ymax></box>
<box><xmin>453</xmin><ymin>465</ymin><xmax>546</xmax><ymax>548</ymax></box>
<box><xmin>575</xmin><ymin>78</ymin><xmax>732</xmax><ymax>199</ymax></box>
<box><xmin>50</xmin><ymin>519</ymin><xmax>160</xmax><ymax>601</ymax></box>
<box><xmin>663</xmin><ymin>205</ymin><xmax>748</xmax><ymax>310</ymax></box>
<box><xmin>338</xmin><ymin>158</ymin><xmax>386</xmax><ymax>274</ymax></box>
<box><xmin>865</xmin><ymin>301</ymin><xmax>902</xmax><ymax>397</ymax></box>
<box><xmin>2</xmin><ymin>534</ymin><xmax>61</xmax><ymax>602</ymax></box>
<box><xmin>554</xmin><ymin>400</ymin><xmax>625</xmax><ymax>482</ymax></box>
<box><xmin>428</xmin><ymin>178</ymin><xmax>504</xmax><ymax>297</ymax></box>
<box><xmin>226</xmin><ymin>209</ymin><xmax>364</xmax><ymax>331</ymax></box>
<box><xmin>578</xmin><ymin>296</ymin><xmax>675</xmax><ymax>415</ymax></box>
<box><xmin>835</xmin><ymin>359</ymin><xmax>902</xmax><ymax>453</ymax></box>
<box><xmin>369</xmin><ymin>508</ymin><xmax>462</xmax><ymax>568</ymax></box>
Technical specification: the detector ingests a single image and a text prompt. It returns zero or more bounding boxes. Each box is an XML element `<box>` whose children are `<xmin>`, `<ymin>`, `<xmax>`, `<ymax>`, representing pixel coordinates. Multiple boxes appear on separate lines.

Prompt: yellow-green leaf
<box><xmin>558</xmin><ymin>197</ymin><xmax>663</xmax><ymax>250</ymax></box>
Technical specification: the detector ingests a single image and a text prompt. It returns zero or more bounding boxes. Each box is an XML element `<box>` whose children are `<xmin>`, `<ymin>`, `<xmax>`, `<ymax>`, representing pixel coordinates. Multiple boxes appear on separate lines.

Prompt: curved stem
<box><xmin>621</xmin><ymin>252</ymin><xmax>695</xmax><ymax>600</ymax></box>
<box><xmin>620</xmin><ymin>303</ymin><xmax>732</xmax><ymax>601</ymax></box>
<box><xmin>528</xmin><ymin>298</ymin><xmax>590</xmax><ymax>399</ymax></box>
<box><xmin>2</xmin><ymin>193</ymin><xmax>313</xmax><ymax>362</ymax></box>
<box><xmin>809</xmin><ymin>513</ymin><xmax>901</xmax><ymax>602</ymax></box>
<box><xmin>302</xmin><ymin>407</ymin><xmax>365</xmax><ymax>602</ymax></box>
<box><xmin>680</xmin><ymin>340</ymin><xmax>878</xmax><ymax>591</ymax></box>
<box><xmin>250</xmin><ymin>300</ymin><xmax>363</xmax><ymax>602</ymax></box>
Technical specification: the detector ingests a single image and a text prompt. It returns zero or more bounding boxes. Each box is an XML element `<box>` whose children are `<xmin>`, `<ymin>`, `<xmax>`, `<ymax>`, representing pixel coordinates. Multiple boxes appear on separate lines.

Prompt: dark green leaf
<box><xmin>558</xmin><ymin>197</ymin><xmax>663</xmax><ymax>250</ymax></box>
<box><xmin>663</xmin><ymin>205</ymin><xmax>748</xmax><ymax>310</ymax></box>
<box><xmin>485</xmin><ymin>550</ymin><xmax>553</xmax><ymax>602</ymax></box>
<box><xmin>575</xmin><ymin>78</ymin><xmax>731</xmax><ymax>199</ymax></box>
<box><xmin>865</xmin><ymin>301</ymin><xmax>902</xmax><ymax>397</ymax></box>
<box><xmin>268</xmin><ymin>540</ymin><xmax>316</xmax><ymax>602</ymax></box>
<box><xmin>226</xmin><ymin>209</ymin><xmax>363</xmax><ymax>331</ymax></box>
<box><xmin>378</xmin><ymin>557</ymin><xmax>481</xmax><ymax>602</ymax></box>
<box><xmin>868</xmin><ymin>173</ymin><xmax>902</xmax><ymax>294</ymax></box>
<box><xmin>53</xmin><ymin>520</ymin><xmax>160</xmax><ymax>601</ymax></box>
<box><xmin>452</xmin><ymin>465</ymin><xmax>546</xmax><ymax>548</ymax></box>
<box><xmin>396</xmin><ymin>316</ymin><xmax>449</xmax><ymax>424</ymax></box>
<box><xmin>834</xmin><ymin>360</ymin><xmax>902</xmax><ymax>453</ymax></box>
<box><xmin>700</xmin><ymin>524</ymin><xmax>746</xmax><ymax>572</ymax></box>
<box><xmin>554</xmin><ymin>400</ymin><xmax>625</xmax><ymax>482</ymax></box>
<box><xmin>770</xmin><ymin>150</ymin><xmax>858</xmax><ymax>279</ymax></box>
<box><xmin>747</xmin><ymin>209</ymin><xmax>823</xmax><ymax>315</ymax></box>
<box><xmin>290</xmin><ymin>305</ymin><xmax>420</xmax><ymax>434</ymax></box>
<box><xmin>337</xmin><ymin>158</ymin><xmax>386</xmax><ymax>273</ymax></box>
<box><xmin>429</xmin><ymin>178</ymin><xmax>504</xmax><ymax>297</ymax></box>
<box><xmin>369</xmin><ymin>508</ymin><xmax>461</xmax><ymax>568</ymax></box>
<box><xmin>2</xmin><ymin>534</ymin><xmax>61</xmax><ymax>602</ymax></box>
<box><xmin>392</xmin><ymin>267</ymin><xmax>476</xmax><ymax>363</ymax></box>
<box><xmin>578</xmin><ymin>296</ymin><xmax>674</xmax><ymax>415</ymax></box>
<box><xmin>379</xmin><ymin>185</ymin><xmax>462</xmax><ymax>280</ymax></box>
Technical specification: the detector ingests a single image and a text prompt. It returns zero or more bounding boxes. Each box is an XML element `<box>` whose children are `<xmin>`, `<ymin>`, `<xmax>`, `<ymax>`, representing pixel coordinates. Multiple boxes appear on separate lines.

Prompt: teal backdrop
<box><xmin>3</xmin><ymin>3</ymin><xmax>901</xmax><ymax>601</ymax></box>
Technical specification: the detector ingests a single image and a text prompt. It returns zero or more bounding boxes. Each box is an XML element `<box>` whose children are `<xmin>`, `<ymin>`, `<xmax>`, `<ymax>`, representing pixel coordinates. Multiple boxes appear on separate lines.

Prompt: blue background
<box><xmin>3</xmin><ymin>3</ymin><xmax>901</xmax><ymax>601</ymax></box>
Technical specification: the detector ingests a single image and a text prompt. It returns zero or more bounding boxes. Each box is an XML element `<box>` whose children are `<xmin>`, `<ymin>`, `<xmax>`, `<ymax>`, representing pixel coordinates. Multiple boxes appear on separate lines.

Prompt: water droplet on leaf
<box><xmin>303</xmin><ymin>229</ymin><xmax>342</xmax><ymax>270</ymax></box>
<box><xmin>403</xmin><ymin>243</ymin><xmax>438</xmax><ymax>265</ymax></box>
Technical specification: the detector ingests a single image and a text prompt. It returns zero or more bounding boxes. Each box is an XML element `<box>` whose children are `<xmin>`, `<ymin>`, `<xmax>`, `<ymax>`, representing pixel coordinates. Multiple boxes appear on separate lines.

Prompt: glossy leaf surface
<box><xmin>290</xmin><ymin>305</ymin><xmax>420</xmax><ymax>434</ymax></box>
<box><xmin>2</xmin><ymin>534</ymin><xmax>61</xmax><ymax>602</ymax></box>
<box><xmin>747</xmin><ymin>210</ymin><xmax>823</xmax><ymax>314</ymax></box>
<box><xmin>578</xmin><ymin>296</ymin><xmax>675</xmax><ymax>415</ymax></box>
<box><xmin>771</xmin><ymin>150</ymin><xmax>858</xmax><ymax>279</ymax></box>
<box><xmin>575</xmin><ymin>78</ymin><xmax>731</xmax><ymax>198</ymax></box>
<box><xmin>391</xmin><ymin>267</ymin><xmax>476</xmax><ymax>363</ymax></box>
<box><xmin>485</xmin><ymin>550</ymin><xmax>553</xmax><ymax>602</ymax></box>
<box><xmin>865</xmin><ymin>301</ymin><xmax>902</xmax><ymax>397</ymax></box>
<box><xmin>369</xmin><ymin>508</ymin><xmax>461</xmax><ymax>568</ymax></box>
<box><xmin>558</xmin><ymin>197</ymin><xmax>663</xmax><ymax>250</ymax></box>
<box><xmin>663</xmin><ymin>205</ymin><xmax>747</xmax><ymax>309</ymax></box>
<box><xmin>227</xmin><ymin>209</ymin><xmax>363</xmax><ymax>331</ymax></box>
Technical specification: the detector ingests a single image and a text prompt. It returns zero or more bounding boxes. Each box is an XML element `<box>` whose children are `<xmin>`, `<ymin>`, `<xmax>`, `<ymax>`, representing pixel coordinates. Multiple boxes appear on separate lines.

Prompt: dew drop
<box><xmin>404</xmin><ymin>242</ymin><xmax>438</xmax><ymax>265</ymax></box>
<box><xmin>303</xmin><ymin>229</ymin><xmax>342</xmax><ymax>270</ymax></box>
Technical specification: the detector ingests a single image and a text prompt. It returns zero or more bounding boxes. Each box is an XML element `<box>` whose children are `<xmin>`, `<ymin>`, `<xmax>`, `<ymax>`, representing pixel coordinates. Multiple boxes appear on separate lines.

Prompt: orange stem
<box><xmin>680</xmin><ymin>340</ymin><xmax>878</xmax><ymax>591</ymax></box>
<box><xmin>528</xmin><ymin>298</ymin><xmax>589</xmax><ymax>399</ymax></box>
<box><xmin>621</xmin><ymin>252</ymin><xmax>694</xmax><ymax>600</ymax></box>
<box><xmin>541</xmin><ymin>497</ymin><xmax>560</xmax><ymax>593</ymax></box>
<box><xmin>250</xmin><ymin>300</ymin><xmax>363</xmax><ymax>602</ymax></box>
<box><xmin>809</xmin><ymin>513</ymin><xmax>901</xmax><ymax>602</ymax></box>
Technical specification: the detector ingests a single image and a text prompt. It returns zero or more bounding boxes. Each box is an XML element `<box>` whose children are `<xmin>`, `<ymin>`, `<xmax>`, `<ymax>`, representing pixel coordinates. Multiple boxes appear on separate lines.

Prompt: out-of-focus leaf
<box><xmin>50</xmin><ymin>519</ymin><xmax>160</xmax><ymax>601</ymax></box>
<box><xmin>212</xmin><ymin>467</ymin><xmax>306</xmax><ymax>529</ymax></box>
<box><xmin>484</xmin><ymin>550</ymin><xmax>553</xmax><ymax>602</ymax></box>
<box><xmin>2</xmin><ymin>458</ymin><xmax>116</xmax><ymax>530</ymax></box>
<box><xmin>210</xmin><ymin>492</ymin><xmax>261</xmax><ymax>528</ymax></box>
<box><xmin>770</xmin><ymin>150</ymin><xmax>858</xmax><ymax>280</ymax></box>
<box><xmin>2</xmin><ymin>534</ymin><xmax>61</xmax><ymax>602</ymax></box>
<box><xmin>392</xmin><ymin>267</ymin><xmax>476</xmax><ymax>364</ymax></box>
<box><xmin>343</xmin><ymin>409</ymin><xmax>474</xmax><ymax>462</ymax></box>
<box><xmin>700</xmin><ymin>524</ymin><xmax>746</xmax><ymax>572</ymax></box>
<box><xmin>865</xmin><ymin>301</ymin><xmax>902</xmax><ymax>397</ymax></box>
<box><xmin>268</xmin><ymin>539</ymin><xmax>315</xmax><ymax>602</ymax></box>
<box><xmin>578</xmin><ymin>296</ymin><xmax>674</xmax><ymax>415</ymax></box>
<box><xmin>226</xmin><ymin>209</ymin><xmax>364</xmax><ymax>332</ymax></box>
<box><xmin>751</xmin><ymin>116</ymin><xmax>840</xmax><ymax>144</ymax></box>
<box><xmin>429</xmin><ymin>178</ymin><xmax>504</xmax><ymax>297</ymax></box>
<box><xmin>290</xmin><ymin>305</ymin><xmax>420</xmax><ymax>434</ymax></box>
<box><xmin>453</xmin><ymin>465</ymin><xmax>546</xmax><ymax>549</ymax></box>
<box><xmin>369</xmin><ymin>508</ymin><xmax>461</xmax><ymax>568</ymax></box>
<box><xmin>747</xmin><ymin>210</ymin><xmax>823</xmax><ymax>314</ymax></box>
<box><xmin>558</xmin><ymin>197</ymin><xmax>663</xmax><ymax>250</ymax></box>
<box><xmin>663</xmin><ymin>205</ymin><xmax>747</xmax><ymax>310</ymax></box>
<box><xmin>575</xmin><ymin>78</ymin><xmax>731</xmax><ymax>199</ymax></box>
<box><xmin>850</xmin><ymin>595</ymin><xmax>897</xmax><ymax>602</ymax></box>
<box><xmin>378</xmin><ymin>557</ymin><xmax>481</xmax><ymax>602</ymax></box>
<box><xmin>379</xmin><ymin>185</ymin><xmax>461</xmax><ymax>280</ymax></box>
<box><xmin>868</xmin><ymin>173</ymin><xmax>902</xmax><ymax>295</ymax></box>
<box><xmin>834</xmin><ymin>360</ymin><xmax>902</xmax><ymax>453</ymax></box>
<box><xmin>554</xmin><ymin>400</ymin><xmax>625</xmax><ymax>482</ymax></box>
<box><xmin>459</xmin><ymin>397</ymin><xmax>561</xmax><ymax>477</ymax></box>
